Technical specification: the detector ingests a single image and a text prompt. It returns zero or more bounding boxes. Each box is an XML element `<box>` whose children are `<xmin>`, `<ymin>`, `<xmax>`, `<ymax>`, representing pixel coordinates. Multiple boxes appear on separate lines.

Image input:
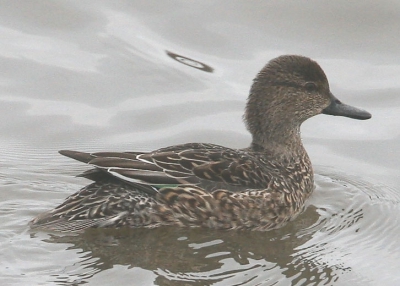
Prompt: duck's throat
<box><xmin>251</xmin><ymin>124</ymin><xmax>304</xmax><ymax>155</ymax></box>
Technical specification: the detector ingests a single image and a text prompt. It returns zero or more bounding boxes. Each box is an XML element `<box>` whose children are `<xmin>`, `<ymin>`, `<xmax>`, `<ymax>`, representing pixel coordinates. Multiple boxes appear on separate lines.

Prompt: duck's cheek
<box><xmin>306</xmin><ymin>94</ymin><xmax>331</xmax><ymax>116</ymax></box>
<box><xmin>293</xmin><ymin>98</ymin><xmax>326</xmax><ymax>121</ymax></box>
<box><xmin>292</xmin><ymin>109</ymin><xmax>316</xmax><ymax>124</ymax></box>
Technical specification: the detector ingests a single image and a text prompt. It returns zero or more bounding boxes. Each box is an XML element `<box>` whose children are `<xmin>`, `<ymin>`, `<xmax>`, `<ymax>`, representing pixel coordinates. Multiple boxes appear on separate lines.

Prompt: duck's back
<box><xmin>30</xmin><ymin>143</ymin><xmax>314</xmax><ymax>232</ymax></box>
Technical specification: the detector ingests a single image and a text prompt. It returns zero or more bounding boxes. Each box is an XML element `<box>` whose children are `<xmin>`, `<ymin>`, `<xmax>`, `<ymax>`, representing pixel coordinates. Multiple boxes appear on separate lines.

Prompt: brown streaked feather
<box><xmin>109</xmin><ymin>169</ymin><xmax>199</xmax><ymax>185</ymax></box>
<box><xmin>60</xmin><ymin>144</ymin><xmax>274</xmax><ymax>190</ymax></box>
<box><xmin>92</xmin><ymin>152</ymin><xmax>141</xmax><ymax>160</ymax></box>
<box><xmin>89</xmin><ymin>157</ymin><xmax>162</xmax><ymax>171</ymax></box>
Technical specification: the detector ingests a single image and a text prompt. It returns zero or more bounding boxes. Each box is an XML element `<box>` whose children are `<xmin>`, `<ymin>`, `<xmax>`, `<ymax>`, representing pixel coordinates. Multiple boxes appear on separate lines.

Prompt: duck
<box><xmin>30</xmin><ymin>55</ymin><xmax>371</xmax><ymax>232</ymax></box>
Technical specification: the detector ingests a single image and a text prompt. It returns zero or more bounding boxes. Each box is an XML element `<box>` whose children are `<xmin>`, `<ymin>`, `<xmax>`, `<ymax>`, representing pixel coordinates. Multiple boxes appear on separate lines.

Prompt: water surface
<box><xmin>1</xmin><ymin>1</ymin><xmax>400</xmax><ymax>285</ymax></box>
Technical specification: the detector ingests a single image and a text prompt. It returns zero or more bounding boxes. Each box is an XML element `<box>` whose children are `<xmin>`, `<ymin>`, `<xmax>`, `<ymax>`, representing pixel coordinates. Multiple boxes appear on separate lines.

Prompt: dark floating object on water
<box><xmin>30</xmin><ymin>55</ymin><xmax>371</xmax><ymax>232</ymax></box>
<box><xmin>166</xmin><ymin>51</ymin><xmax>214</xmax><ymax>72</ymax></box>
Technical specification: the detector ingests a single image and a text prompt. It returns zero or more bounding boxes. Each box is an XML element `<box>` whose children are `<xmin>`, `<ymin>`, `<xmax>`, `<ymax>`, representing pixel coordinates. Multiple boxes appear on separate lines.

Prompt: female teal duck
<box><xmin>30</xmin><ymin>55</ymin><xmax>371</xmax><ymax>232</ymax></box>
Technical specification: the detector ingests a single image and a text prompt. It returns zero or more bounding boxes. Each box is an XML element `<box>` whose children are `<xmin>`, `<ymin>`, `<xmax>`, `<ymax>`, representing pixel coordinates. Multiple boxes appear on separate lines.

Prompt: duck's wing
<box><xmin>59</xmin><ymin>143</ymin><xmax>268</xmax><ymax>189</ymax></box>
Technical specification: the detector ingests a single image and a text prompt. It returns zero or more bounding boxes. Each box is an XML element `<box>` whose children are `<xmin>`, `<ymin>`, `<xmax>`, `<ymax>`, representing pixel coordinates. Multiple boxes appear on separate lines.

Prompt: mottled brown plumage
<box><xmin>30</xmin><ymin>55</ymin><xmax>371</xmax><ymax>232</ymax></box>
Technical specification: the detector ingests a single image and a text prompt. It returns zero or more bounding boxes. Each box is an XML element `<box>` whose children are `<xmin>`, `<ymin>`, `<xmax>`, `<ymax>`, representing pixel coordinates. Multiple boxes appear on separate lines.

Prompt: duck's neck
<box><xmin>250</xmin><ymin>124</ymin><xmax>306</xmax><ymax>157</ymax></box>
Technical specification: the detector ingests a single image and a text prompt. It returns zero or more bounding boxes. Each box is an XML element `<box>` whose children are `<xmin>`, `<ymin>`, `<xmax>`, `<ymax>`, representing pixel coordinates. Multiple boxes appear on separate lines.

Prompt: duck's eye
<box><xmin>304</xmin><ymin>82</ymin><xmax>317</xmax><ymax>91</ymax></box>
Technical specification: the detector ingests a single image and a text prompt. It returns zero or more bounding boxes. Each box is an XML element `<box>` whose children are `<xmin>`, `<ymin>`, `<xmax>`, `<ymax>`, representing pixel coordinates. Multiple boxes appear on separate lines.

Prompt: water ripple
<box><xmin>1</xmin><ymin>154</ymin><xmax>400</xmax><ymax>285</ymax></box>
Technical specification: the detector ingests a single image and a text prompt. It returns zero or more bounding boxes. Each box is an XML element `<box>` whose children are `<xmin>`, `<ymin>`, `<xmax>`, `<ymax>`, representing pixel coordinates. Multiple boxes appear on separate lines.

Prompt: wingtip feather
<box><xmin>59</xmin><ymin>150</ymin><xmax>94</xmax><ymax>163</ymax></box>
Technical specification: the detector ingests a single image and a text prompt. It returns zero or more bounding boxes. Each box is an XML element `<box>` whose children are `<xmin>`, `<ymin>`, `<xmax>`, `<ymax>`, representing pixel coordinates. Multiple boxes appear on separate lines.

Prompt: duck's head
<box><xmin>245</xmin><ymin>55</ymin><xmax>371</xmax><ymax>147</ymax></box>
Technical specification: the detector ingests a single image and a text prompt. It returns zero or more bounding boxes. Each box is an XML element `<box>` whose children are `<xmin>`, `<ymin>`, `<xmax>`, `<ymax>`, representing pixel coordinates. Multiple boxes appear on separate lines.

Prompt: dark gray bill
<box><xmin>322</xmin><ymin>93</ymin><xmax>371</xmax><ymax>120</ymax></box>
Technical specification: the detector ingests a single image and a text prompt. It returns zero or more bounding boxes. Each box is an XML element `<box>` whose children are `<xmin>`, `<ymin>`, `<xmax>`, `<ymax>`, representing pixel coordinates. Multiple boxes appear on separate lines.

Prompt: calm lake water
<box><xmin>1</xmin><ymin>1</ymin><xmax>400</xmax><ymax>285</ymax></box>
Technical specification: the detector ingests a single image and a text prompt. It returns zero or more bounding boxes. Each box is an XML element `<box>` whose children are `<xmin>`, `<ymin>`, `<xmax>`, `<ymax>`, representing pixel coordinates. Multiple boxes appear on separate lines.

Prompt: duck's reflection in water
<box><xmin>39</xmin><ymin>205</ymin><xmax>346</xmax><ymax>285</ymax></box>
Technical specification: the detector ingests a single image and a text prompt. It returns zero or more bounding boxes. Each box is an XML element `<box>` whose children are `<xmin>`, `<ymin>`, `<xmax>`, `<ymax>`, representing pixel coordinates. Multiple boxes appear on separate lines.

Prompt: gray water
<box><xmin>1</xmin><ymin>1</ymin><xmax>400</xmax><ymax>285</ymax></box>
